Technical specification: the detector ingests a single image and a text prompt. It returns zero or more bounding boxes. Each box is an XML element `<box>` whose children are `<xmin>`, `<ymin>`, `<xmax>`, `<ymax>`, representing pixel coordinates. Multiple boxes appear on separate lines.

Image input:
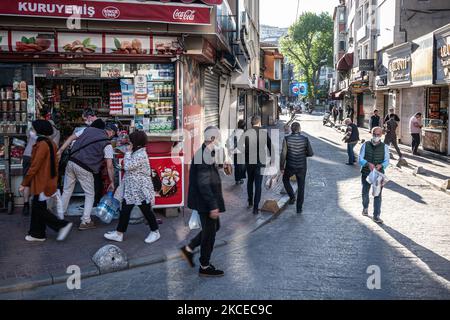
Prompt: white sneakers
<box><xmin>25</xmin><ymin>235</ymin><xmax>46</xmax><ymax>242</ymax></box>
<box><xmin>104</xmin><ymin>231</ymin><xmax>124</xmax><ymax>243</ymax></box>
<box><xmin>104</xmin><ymin>230</ymin><xmax>161</xmax><ymax>244</ymax></box>
<box><xmin>57</xmin><ymin>223</ymin><xmax>73</xmax><ymax>241</ymax></box>
<box><xmin>145</xmin><ymin>231</ymin><xmax>161</xmax><ymax>244</ymax></box>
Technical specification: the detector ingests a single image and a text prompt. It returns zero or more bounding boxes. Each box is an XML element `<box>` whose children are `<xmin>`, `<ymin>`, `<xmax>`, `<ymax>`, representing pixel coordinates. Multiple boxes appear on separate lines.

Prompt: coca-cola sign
<box><xmin>102</xmin><ymin>6</ymin><xmax>120</xmax><ymax>19</ymax></box>
<box><xmin>173</xmin><ymin>9</ymin><xmax>196</xmax><ymax>21</ymax></box>
<box><xmin>0</xmin><ymin>0</ymin><xmax>212</xmax><ymax>25</ymax></box>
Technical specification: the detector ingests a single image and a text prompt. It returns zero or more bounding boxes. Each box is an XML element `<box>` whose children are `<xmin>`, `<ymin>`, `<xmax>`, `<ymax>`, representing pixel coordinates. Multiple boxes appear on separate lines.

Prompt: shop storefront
<box><xmin>386</xmin><ymin>42</ymin><xmax>413</xmax><ymax>144</ymax></box>
<box><xmin>0</xmin><ymin>0</ymin><xmax>224</xmax><ymax>212</ymax></box>
<box><xmin>433</xmin><ymin>24</ymin><xmax>450</xmax><ymax>155</ymax></box>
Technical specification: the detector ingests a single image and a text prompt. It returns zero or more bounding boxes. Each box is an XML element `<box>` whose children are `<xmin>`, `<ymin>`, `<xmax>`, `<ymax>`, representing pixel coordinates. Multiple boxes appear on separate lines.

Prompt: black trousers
<box><xmin>411</xmin><ymin>133</ymin><xmax>421</xmax><ymax>154</ymax></box>
<box><xmin>94</xmin><ymin>172</ymin><xmax>103</xmax><ymax>207</ymax></box>
<box><xmin>117</xmin><ymin>201</ymin><xmax>159</xmax><ymax>233</ymax></box>
<box><xmin>29</xmin><ymin>197</ymin><xmax>69</xmax><ymax>239</ymax></box>
<box><xmin>384</xmin><ymin>135</ymin><xmax>403</xmax><ymax>158</ymax></box>
<box><xmin>246</xmin><ymin>165</ymin><xmax>263</xmax><ymax>210</ymax></box>
<box><xmin>283</xmin><ymin>168</ymin><xmax>307</xmax><ymax>211</ymax></box>
<box><xmin>188</xmin><ymin>213</ymin><xmax>221</xmax><ymax>267</ymax></box>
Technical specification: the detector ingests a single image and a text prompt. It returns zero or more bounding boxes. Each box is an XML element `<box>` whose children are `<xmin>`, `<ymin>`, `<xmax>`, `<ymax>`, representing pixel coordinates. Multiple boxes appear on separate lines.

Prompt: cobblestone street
<box><xmin>2</xmin><ymin>115</ymin><xmax>449</xmax><ymax>300</ymax></box>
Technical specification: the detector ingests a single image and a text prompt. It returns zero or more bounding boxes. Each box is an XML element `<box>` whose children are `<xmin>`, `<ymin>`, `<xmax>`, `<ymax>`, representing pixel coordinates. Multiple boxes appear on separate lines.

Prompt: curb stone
<box><xmin>0</xmin><ymin>195</ymin><xmax>291</xmax><ymax>294</ymax></box>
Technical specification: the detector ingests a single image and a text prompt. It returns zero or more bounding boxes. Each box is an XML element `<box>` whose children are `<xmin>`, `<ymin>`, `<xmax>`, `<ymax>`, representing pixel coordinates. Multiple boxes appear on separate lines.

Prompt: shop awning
<box><xmin>329</xmin><ymin>89</ymin><xmax>347</xmax><ymax>100</ymax></box>
<box><xmin>336</xmin><ymin>53</ymin><xmax>354</xmax><ymax>71</ymax></box>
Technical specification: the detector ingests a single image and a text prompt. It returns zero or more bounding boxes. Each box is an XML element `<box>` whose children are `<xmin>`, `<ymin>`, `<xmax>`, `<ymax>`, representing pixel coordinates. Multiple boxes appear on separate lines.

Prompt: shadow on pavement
<box><xmin>380</xmin><ymin>224</ymin><xmax>450</xmax><ymax>282</ymax></box>
<box><xmin>384</xmin><ymin>181</ymin><xmax>427</xmax><ymax>204</ymax></box>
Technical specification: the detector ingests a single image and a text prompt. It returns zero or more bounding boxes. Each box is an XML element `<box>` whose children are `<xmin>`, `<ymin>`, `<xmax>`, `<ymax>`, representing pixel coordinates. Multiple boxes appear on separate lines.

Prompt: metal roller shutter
<box><xmin>203</xmin><ymin>68</ymin><xmax>220</xmax><ymax>127</ymax></box>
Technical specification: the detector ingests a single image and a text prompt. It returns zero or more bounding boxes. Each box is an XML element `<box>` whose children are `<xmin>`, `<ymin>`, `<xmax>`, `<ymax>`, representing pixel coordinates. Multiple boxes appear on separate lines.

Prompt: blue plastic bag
<box><xmin>96</xmin><ymin>192</ymin><xmax>121</xmax><ymax>224</ymax></box>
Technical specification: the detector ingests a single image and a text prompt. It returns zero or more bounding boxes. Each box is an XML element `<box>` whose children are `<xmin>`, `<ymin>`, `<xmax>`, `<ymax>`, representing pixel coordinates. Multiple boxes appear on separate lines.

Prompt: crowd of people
<box><xmin>18</xmin><ymin>105</ymin><xmax>425</xmax><ymax>278</ymax></box>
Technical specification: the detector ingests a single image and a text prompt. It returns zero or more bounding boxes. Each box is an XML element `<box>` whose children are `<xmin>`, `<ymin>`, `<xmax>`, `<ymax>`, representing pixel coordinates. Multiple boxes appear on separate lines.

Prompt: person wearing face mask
<box><xmin>180</xmin><ymin>126</ymin><xmax>227</xmax><ymax>277</ymax></box>
<box><xmin>19</xmin><ymin>120</ymin><xmax>73</xmax><ymax>242</ymax></box>
<box><xmin>60</xmin><ymin>119</ymin><xmax>117</xmax><ymax>231</ymax></box>
<box><xmin>359</xmin><ymin>127</ymin><xmax>390</xmax><ymax>224</ymax></box>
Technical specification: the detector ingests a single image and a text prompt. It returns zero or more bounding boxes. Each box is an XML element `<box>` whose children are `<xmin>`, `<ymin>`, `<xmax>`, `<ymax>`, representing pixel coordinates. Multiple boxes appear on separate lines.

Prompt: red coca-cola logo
<box><xmin>173</xmin><ymin>9</ymin><xmax>196</xmax><ymax>21</ymax></box>
<box><xmin>102</xmin><ymin>6</ymin><xmax>120</xmax><ymax>19</ymax></box>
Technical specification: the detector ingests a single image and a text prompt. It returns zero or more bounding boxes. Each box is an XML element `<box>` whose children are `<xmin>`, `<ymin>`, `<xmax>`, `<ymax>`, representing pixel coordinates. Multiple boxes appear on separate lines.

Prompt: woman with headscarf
<box><xmin>104</xmin><ymin>130</ymin><xmax>160</xmax><ymax>244</ymax></box>
<box><xmin>19</xmin><ymin>120</ymin><xmax>73</xmax><ymax>242</ymax></box>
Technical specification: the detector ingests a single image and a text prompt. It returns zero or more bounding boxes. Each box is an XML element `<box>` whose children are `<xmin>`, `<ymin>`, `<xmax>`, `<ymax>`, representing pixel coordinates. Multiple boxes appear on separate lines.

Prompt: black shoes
<box><xmin>180</xmin><ymin>246</ymin><xmax>195</xmax><ymax>268</ymax></box>
<box><xmin>199</xmin><ymin>265</ymin><xmax>224</xmax><ymax>277</ymax></box>
<box><xmin>345</xmin><ymin>163</ymin><xmax>354</xmax><ymax>166</ymax></box>
<box><xmin>288</xmin><ymin>197</ymin><xmax>296</xmax><ymax>205</ymax></box>
<box><xmin>247</xmin><ymin>200</ymin><xmax>253</xmax><ymax>209</ymax></box>
<box><xmin>253</xmin><ymin>209</ymin><xmax>260</xmax><ymax>215</ymax></box>
<box><xmin>22</xmin><ymin>203</ymin><xmax>30</xmax><ymax>216</ymax></box>
<box><xmin>297</xmin><ymin>208</ymin><xmax>303</xmax><ymax>214</ymax></box>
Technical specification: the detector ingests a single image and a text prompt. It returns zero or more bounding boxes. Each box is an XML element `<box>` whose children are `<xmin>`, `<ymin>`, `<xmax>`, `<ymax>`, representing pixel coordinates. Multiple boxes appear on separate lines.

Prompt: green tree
<box><xmin>280</xmin><ymin>12</ymin><xmax>333</xmax><ymax>102</ymax></box>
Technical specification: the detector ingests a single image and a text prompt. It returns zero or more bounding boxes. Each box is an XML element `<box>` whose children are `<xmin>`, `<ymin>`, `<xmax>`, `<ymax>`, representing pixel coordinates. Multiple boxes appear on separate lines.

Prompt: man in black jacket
<box><xmin>343</xmin><ymin>118</ymin><xmax>360</xmax><ymax>165</ymax></box>
<box><xmin>180</xmin><ymin>126</ymin><xmax>227</xmax><ymax>277</ymax></box>
<box><xmin>239</xmin><ymin>116</ymin><xmax>273</xmax><ymax>215</ymax></box>
<box><xmin>280</xmin><ymin>122</ymin><xmax>314</xmax><ymax>214</ymax></box>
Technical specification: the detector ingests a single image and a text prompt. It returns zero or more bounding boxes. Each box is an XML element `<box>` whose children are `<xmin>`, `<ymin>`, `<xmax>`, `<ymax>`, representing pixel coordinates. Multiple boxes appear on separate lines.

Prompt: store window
<box><xmin>32</xmin><ymin>63</ymin><xmax>178</xmax><ymax>140</ymax></box>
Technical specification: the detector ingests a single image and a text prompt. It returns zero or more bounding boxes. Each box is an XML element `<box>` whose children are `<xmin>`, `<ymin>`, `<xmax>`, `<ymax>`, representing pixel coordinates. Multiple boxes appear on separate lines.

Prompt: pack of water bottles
<box><xmin>96</xmin><ymin>192</ymin><xmax>121</xmax><ymax>224</ymax></box>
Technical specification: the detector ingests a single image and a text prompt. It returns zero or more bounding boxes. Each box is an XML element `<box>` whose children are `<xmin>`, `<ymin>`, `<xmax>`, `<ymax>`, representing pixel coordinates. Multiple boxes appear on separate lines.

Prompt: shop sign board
<box><xmin>387</xmin><ymin>43</ymin><xmax>412</xmax><ymax>86</ymax></box>
<box><xmin>411</xmin><ymin>33</ymin><xmax>433</xmax><ymax>86</ymax></box>
<box><xmin>359</xmin><ymin>59</ymin><xmax>375</xmax><ymax>71</ymax></box>
<box><xmin>388</xmin><ymin>55</ymin><xmax>411</xmax><ymax>85</ymax></box>
<box><xmin>0</xmin><ymin>0</ymin><xmax>214</xmax><ymax>25</ymax></box>
<box><xmin>436</xmin><ymin>26</ymin><xmax>450</xmax><ymax>84</ymax></box>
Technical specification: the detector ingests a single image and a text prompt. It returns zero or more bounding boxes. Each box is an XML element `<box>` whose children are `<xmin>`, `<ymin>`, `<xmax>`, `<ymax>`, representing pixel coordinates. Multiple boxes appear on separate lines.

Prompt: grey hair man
<box><xmin>182</xmin><ymin>126</ymin><xmax>227</xmax><ymax>277</ymax></box>
<box><xmin>280</xmin><ymin>122</ymin><xmax>314</xmax><ymax>214</ymax></box>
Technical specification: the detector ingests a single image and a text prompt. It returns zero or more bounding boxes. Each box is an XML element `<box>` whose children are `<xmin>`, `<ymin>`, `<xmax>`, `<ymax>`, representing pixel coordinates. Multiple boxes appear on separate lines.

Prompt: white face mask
<box><xmin>372</xmin><ymin>136</ymin><xmax>382</xmax><ymax>144</ymax></box>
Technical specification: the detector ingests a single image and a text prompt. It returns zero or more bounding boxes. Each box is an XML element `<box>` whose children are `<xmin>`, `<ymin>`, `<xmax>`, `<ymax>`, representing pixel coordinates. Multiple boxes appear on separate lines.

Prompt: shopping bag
<box><xmin>366</xmin><ymin>170</ymin><xmax>390</xmax><ymax>197</ymax></box>
<box><xmin>265</xmin><ymin>173</ymin><xmax>282</xmax><ymax>190</ymax></box>
<box><xmin>189</xmin><ymin>210</ymin><xmax>201</xmax><ymax>230</ymax></box>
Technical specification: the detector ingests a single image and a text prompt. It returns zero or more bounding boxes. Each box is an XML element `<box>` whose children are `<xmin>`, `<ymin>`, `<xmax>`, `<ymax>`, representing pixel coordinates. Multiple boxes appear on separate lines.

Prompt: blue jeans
<box><xmin>347</xmin><ymin>143</ymin><xmax>357</xmax><ymax>163</ymax></box>
<box><xmin>362</xmin><ymin>174</ymin><xmax>383</xmax><ymax>218</ymax></box>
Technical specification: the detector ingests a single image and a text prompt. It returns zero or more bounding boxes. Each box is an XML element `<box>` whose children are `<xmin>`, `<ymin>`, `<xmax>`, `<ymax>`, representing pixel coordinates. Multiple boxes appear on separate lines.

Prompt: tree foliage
<box><xmin>280</xmin><ymin>12</ymin><xmax>333</xmax><ymax>100</ymax></box>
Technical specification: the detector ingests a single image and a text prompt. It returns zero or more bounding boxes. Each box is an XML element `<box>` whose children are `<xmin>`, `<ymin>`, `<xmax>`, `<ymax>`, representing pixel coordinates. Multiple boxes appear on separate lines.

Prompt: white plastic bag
<box><xmin>366</xmin><ymin>170</ymin><xmax>389</xmax><ymax>197</ymax></box>
<box><xmin>189</xmin><ymin>210</ymin><xmax>202</xmax><ymax>230</ymax></box>
<box><xmin>265</xmin><ymin>173</ymin><xmax>282</xmax><ymax>190</ymax></box>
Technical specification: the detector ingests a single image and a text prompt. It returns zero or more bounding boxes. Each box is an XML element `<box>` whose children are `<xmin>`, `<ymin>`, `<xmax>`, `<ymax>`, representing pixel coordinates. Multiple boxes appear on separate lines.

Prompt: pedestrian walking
<box><xmin>343</xmin><ymin>118</ymin><xmax>359</xmax><ymax>165</ymax></box>
<box><xmin>359</xmin><ymin>127</ymin><xmax>390</xmax><ymax>224</ymax></box>
<box><xmin>104</xmin><ymin>131</ymin><xmax>160</xmax><ymax>244</ymax></box>
<box><xmin>280</xmin><ymin>122</ymin><xmax>314</xmax><ymax>214</ymax></box>
<box><xmin>369</xmin><ymin>110</ymin><xmax>381</xmax><ymax>131</ymax></box>
<box><xmin>180</xmin><ymin>126</ymin><xmax>226</xmax><ymax>277</ymax></box>
<box><xmin>384</xmin><ymin>108</ymin><xmax>400</xmax><ymax>124</ymax></box>
<box><xmin>409</xmin><ymin>112</ymin><xmax>423</xmax><ymax>155</ymax></box>
<box><xmin>239</xmin><ymin>115</ymin><xmax>273</xmax><ymax>215</ymax></box>
<box><xmin>19</xmin><ymin>120</ymin><xmax>73</xmax><ymax>242</ymax></box>
<box><xmin>60</xmin><ymin>119</ymin><xmax>116</xmax><ymax>231</ymax></box>
<box><xmin>226</xmin><ymin>120</ymin><xmax>246</xmax><ymax>185</ymax></box>
<box><xmin>338</xmin><ymin>106</ymin><xmax>344</xmax><ymax>124</ymax></box>
<box><xmin>346</xmin><ymin>105</ymin><xmax>354</xmax><ymax>122</ymax></box>
<box><xmin>22</xmin><ymin>115</ymin><xmax>62</xmax><ymax>217</ymax></box>
<box><xmin>384</xmin><ymin>114</ymin><xmax>403</xmax><ymax>160</ymax></box>
<box><xmin>332</xmin><ymin>105</ymin><xmax>339</xmax><ymax>124</ymax></box>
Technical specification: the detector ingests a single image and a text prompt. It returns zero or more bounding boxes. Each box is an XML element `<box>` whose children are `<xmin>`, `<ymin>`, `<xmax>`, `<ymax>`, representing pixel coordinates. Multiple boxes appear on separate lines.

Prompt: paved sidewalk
<box><xmin>0</xmin><ymin>120</ymin><xmax>293</xmax><ymax>294</ymax></box>
<box><xmin>334</xmin><ymin>123</ymin><xmax>450</xmax><ymax>195</ymax></box>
